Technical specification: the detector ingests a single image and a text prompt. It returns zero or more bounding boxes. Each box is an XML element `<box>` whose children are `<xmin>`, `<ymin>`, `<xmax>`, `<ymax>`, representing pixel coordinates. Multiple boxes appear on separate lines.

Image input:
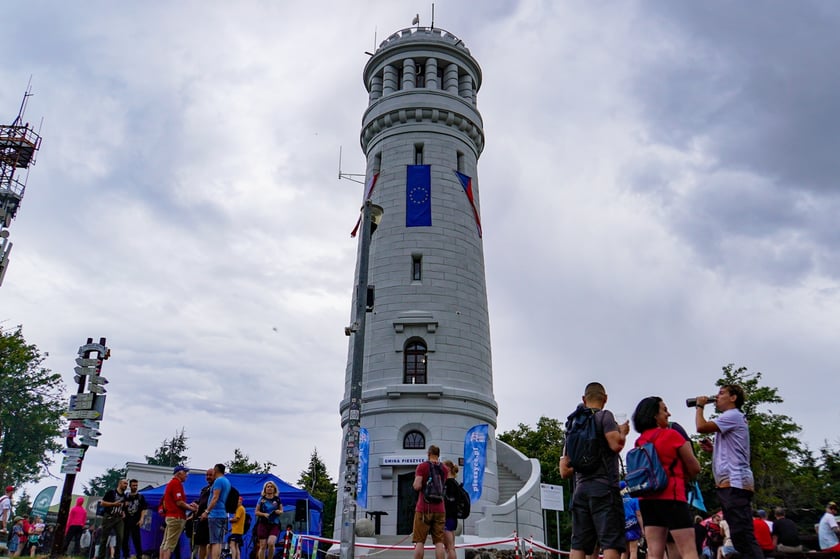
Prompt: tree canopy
<box><xmin>145</xmin><ymin>428</ymin><xmax>190</xmax><ymax>467</ymax></box>
<box><xmin>83</xmin><ymin>465</ymin><xmax>127</xmax><ymax>496</ymax></box>
<box><xmin>226</xmin><ymin>448</ymin><xmax>275</xmax><ymax>474</ymax></box>
<box><xmin>297</xmin><ymin>449</ymin><xmax>336</xmax><ymax>540</ymax></box>
<box><xmin>0</xmin><ymin>327</ymin><xmax>66</xmax><ymax>487</ymax></box>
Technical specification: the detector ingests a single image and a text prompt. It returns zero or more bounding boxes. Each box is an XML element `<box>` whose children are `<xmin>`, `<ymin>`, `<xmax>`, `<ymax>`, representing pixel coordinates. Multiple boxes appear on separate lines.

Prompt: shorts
<box><xmin>256</xmin><ymin>522</ymin><xmax>281</xmax><ymax>540</ymax></box>
<box><xmin>625</xmin><ymin>528</ymin><xmax>642</xmax><ymax>542</ymax></box>
<box><xmin>193</xmin><ymin>519</ymin><xmax>209</xmax><ymax>545</ymax></box>
<box><xmin>412</xmin><ymin>511</ymin><xmax>445</xmax><ymax>545</ymax></box>
<box><xmin>229</xmin><ymin>534</ymin><xmax>243</xmax><ymax>545</ymax></box>
<box><xmin>445</xmin><ymin>517</ymin><xmax>457</xmax><ymax>532</ymax></box>
<box><xmin>570</xmin><ymin>482</ymin><xmax>625</xmax><ymax>554</ymax></box>
<box><xmin>161</xmin><ymin>518</ymin><xmax>186</xmax><ymax>551</ymax></box>
<box><xmin>208</xmin><ymin>518</ymin><xmax>227</xmax><ymax>545</ymax></box>
<box><xmin>639</xmin><ymin>500</ymin><xmax>692</xmax><ymax>530</ymax></box>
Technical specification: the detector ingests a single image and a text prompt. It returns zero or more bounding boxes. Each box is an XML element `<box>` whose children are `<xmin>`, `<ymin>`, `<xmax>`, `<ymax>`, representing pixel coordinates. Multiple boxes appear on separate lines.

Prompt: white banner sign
<box><xmin>381</xmin><ymin>456</ymin><xmax>425</xmax><ymax>466</ymax></box>
<box><xmin>540</xmin><ymin>483</ymin><xmax>565</xmax><ymax>511</ymax></box>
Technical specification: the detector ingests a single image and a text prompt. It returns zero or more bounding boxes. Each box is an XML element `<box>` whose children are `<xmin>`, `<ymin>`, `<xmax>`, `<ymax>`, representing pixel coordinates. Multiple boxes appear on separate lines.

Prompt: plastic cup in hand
<box><xmin>615</xmin><ymin>412</ymin><xmax>628</xmax><ymax>424</ymax></box>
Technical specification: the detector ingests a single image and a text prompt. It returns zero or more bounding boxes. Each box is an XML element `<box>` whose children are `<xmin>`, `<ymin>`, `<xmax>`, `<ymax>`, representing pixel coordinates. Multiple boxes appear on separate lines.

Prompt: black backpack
<box><xmin>453</xmin><ymin>482</ymin><xmax>471</xmax><ymax>519</ymax></box>
<box><xmin>565</xmin><ymin>405</ymin><xmax>603</xmax><ymax>475</ymax></box>
<box><xmin>423</xmin><ymin>461</ymin><xmax>445</xmax><ymax>503</ymax></box>
<box><xmin>225</xmin><ymin>485</ymin><xmax>240</xmax><ymax>514</ymax></box>
<box><xmin>243</xmin><ymin>512</ymin><xmax>252</xmax><ymax>534</ymax></box>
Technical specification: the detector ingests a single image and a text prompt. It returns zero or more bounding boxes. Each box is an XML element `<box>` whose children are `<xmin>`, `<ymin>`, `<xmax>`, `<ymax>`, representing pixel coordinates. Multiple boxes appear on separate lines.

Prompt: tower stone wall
<box><xmin>336</xmin><ymin>27</ymin><xmax>542</xmax><ymax>541</ymax></box>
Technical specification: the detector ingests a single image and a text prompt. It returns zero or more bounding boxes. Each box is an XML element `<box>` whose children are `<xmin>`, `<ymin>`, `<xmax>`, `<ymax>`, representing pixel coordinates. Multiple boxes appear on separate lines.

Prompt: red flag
<box><xmin>350</xmin><ymin>173</ymin><xmax>379</xmax><ymax>238</ymax></box>
<box><xmin>454</xmin><ymin>171</ymin><xmax>482</xmax><ymax>238</ymax></box>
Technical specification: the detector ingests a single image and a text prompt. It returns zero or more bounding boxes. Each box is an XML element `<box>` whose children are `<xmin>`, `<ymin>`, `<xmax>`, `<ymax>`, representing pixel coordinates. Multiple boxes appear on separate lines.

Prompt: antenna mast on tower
<box><xmin>0</xmin><ymin>84</ymin><xmax>43</xmax><ymax>286</ymax></box>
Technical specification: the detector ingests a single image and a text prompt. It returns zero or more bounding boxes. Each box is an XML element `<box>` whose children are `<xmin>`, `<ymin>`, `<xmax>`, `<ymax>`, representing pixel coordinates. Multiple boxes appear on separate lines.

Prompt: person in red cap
<box><xmin>159</xmin><ymin>466</ymin><xmax>198</xmax><ymax>559</ymax></box>
<box><xmin>0</xmin><ymin>486</ymin><xmax>14</xmax><ymax>534</ymax></box>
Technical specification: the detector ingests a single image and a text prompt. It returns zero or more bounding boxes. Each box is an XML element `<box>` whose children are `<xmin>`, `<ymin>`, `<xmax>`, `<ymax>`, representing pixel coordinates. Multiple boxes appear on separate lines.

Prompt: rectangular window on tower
<box><xmin>456</xmin><ymin>151</ymin><xmax>465</xmax><ymax>173</ymax></box>
<box><xmin>373</xmin><ymin>152</ymin><xmax>382</xmax><ymax>174</ymax></box>
<box><xmin>411</xmin><ymin>254</ymin><xmax>422</xmax><ymax>281</ymax></box>
<box><xmin>414</xmin><ymin>143</ymin><xmax>424</xmax><ymax>165</ymax></box>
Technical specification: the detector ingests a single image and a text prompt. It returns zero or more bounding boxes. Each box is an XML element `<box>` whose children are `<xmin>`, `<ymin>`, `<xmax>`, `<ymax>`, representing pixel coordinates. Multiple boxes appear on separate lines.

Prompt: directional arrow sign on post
<box><xmin>82</xmin><ymin>419</ymin><xmax>100</xmax><ymax>430</ymax></box>
<box><xmin>75</xmin><ymin>357</ymin><xmax>101</xmax><ymax>367</ymax></box>
<box><xmin>74</xmin><ymin>366</ymin><xmax>98</xmax><ymax>376</ymax></box>
<box><xmin>77</xmin><ymin>427</ymin><xmax>101</xmax><ymax>438</ymax></box>
<box><xmin>79</xmin><ymin>437</ymin><xmax>98</xmax><ymax>447</ymax></box>
<box><xmin>62</xmin><ymin>448</ymin><xmax>85</xmax><ymax>457</ymax></box>
<box><xmin>66</xmin><ymin>410</ymin><xmax>102</xmax><ymax>420</ymax></box>
<box><xmin>61</xmin><ymin>460</ymin><xmax>82</xmax><ymax>474</ymax></box>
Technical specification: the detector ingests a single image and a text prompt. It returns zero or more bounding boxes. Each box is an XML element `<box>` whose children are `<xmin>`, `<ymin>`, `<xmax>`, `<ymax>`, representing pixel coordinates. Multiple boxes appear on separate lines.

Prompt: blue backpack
<box><xmin>624</xmin><ymin>431</ymin><xmax>671</xmax><ymax>497</ymax></box>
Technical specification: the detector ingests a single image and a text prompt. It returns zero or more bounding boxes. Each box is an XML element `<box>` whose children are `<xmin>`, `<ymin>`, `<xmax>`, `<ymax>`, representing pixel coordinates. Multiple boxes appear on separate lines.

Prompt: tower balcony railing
<box><xmin>0</xmin><ymin>124</ymin><xmax>42</xmax><ymax>168</ymax></box>
<box><xmin>378</xmin><ymin>26</ymin><xmax>467</xmax><ymax>52</ymax></box>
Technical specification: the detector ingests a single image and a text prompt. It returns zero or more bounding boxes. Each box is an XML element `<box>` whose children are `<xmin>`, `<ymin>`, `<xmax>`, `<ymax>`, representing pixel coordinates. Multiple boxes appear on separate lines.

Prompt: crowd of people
<box><xmin>556</xmin><ymin>382</ymin><xmax>835</xmax><ymax>559</ymax></box>
<box><xmin>158</xmin><ymin>464</ymin><xmax>294</xmax><ymax>559</ymax></box>
<box><xmin>0</xmin><ymin>465</ymin><xmax>302</xmax><ymax>559</ymax></box>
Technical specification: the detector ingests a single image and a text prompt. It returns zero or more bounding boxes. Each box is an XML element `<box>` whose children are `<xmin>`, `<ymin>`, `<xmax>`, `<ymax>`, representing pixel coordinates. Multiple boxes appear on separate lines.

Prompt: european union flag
<box><xmin>406</xmin><ymin>165</ymin><xmax>432</xmax><ymax>227</ymax></box>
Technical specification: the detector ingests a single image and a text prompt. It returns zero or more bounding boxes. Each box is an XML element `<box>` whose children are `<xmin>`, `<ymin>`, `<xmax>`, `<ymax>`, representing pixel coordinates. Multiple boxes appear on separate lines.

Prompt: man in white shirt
<box><xmin>0</xmin><ymin>486</ymin><xmax>13</xmax><ymax>534</ymax></box>
<box><xmin>818</xmin><ymin>501</ymin><xmax>840</xmax><ymax>552</ymax></box>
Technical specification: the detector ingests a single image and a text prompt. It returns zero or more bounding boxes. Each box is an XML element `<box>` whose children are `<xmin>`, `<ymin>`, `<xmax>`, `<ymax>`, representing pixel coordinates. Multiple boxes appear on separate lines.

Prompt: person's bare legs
<box><xmin>444</xmin><ymin>530</ymin><xmax>456</xmax><ymax>559</ymax></box>
<box><xmin>434</xmin><ymin>542</ymin><xmax>445</xmax><ymax>559</ymax></box>
<box><xmin>413</xmin><ymin>542</ymin><xmax>425</xmax><ymax>559</ymax></box>
<box><xmin>621</xmin><ymin>539</ymin><xmax>639</xmax><ymax>559</ymax></box>
<box><xmin>669</xmin><ymin>528</ymin><xmax>699</xmax><ymax>559</ymax></box>
<box><xmin>603</xmin><ymin>549</ymin><xmax>622</xmax><ymax>559</ymax></box>
<box><xmin>645</xmin><ymin>526</ymin><xmax>669</xmax><ymax>559</ymax></box>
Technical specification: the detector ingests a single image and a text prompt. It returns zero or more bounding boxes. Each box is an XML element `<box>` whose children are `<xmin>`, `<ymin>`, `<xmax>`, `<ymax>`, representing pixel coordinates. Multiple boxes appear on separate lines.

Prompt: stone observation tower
<box><xmin>336</xmin><ymin>26</ymin><xmax>544</xmax><ymax>542</ymax></box>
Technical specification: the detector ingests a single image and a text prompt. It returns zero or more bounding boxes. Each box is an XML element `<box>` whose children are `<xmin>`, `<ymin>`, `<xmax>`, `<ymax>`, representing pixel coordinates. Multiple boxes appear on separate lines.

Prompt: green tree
<box><xmin>83</xmin><ymin>466</ymin><xmax>127</xmax><ymax>496</ymax></box>
<box><xmin>146</xmin><ymin>429</ymin><xmax>189</xmax><ymax>467</ymax></box>
<box><xmin>13</xmin><ymin>490</ymin><xmax>31</xmax><ymax>518</ymax></box>
<box><xmin>297</xmin><ymin>449</ymin><xmax>336</xmax><ymax>540</ymax></box>
<box><xmin>499</xmin><ymin>416</ymin><xmax>569</xmax><ymax>550</ymax></box>
<box><xmin>0</xmin><ymin>327</ymin><xmax>66</xmax><ymax>487</ymax></box>
<box><xmin>226</xmin><ymin>448</ymin><xmax>275</xmax><ymax>474</ymax></box>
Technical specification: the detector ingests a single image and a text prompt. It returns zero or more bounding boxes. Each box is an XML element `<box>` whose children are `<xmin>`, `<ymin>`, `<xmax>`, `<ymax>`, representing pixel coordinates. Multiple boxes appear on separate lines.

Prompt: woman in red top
<box><xmin>632</xmin><ymin>397</ymin><xmax>701</xmax><ymax>559</ymax></box>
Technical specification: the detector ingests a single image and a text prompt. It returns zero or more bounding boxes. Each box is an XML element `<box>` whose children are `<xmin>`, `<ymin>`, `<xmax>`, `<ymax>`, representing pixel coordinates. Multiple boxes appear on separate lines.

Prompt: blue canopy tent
<box><xmin>139</xmin><ymin>473</ymin><xmax>323</xmax><ymax>559</ymax></box>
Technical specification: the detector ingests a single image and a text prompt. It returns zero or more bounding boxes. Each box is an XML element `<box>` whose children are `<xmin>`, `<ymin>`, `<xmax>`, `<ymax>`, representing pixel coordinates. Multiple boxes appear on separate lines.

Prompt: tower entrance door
<box><xmin>397</xmin><ymin>472</ymin><xmax>416</xmax><ymax>535</ymax></box>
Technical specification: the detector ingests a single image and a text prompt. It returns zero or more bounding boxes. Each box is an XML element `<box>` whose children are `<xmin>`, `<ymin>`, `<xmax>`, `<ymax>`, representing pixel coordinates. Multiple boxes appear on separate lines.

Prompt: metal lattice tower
<box><xmin>0</xmin><ymin>87</ymin><xmax>42</xmax><ymax>286</ymax></box>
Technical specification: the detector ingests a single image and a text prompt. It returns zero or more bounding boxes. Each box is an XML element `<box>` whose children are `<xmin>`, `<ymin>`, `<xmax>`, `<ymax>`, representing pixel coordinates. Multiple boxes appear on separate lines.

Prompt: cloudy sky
<box><xmin>3</xmin><ymin>1</ymin><xmax>839</xmax><ymax>501</ymax></box>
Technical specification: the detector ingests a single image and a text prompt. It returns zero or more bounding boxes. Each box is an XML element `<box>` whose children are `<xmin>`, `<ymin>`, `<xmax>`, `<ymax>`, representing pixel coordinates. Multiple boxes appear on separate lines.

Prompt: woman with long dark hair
<box><xmin>631</xmin><ymin>396</ymin><xmax>701</xmax><ymax>559</ymax></box>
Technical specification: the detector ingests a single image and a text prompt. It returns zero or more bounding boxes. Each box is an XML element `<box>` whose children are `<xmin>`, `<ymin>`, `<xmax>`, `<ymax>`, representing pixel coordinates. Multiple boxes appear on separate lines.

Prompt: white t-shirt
<box><xmin>819</xmin><ymin>511</ymin><xmax>839</xmax><ymax>550</ymax></box>
<box><xmin>0</xmin><ymin>495</ymin><xmax>11</xmax><ymax>525</ymax></box>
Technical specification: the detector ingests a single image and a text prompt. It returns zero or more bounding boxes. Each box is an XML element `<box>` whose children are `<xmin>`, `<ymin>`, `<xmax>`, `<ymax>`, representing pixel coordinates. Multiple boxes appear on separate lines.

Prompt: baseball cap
<box><xmin>173</xmin><ymin>465</ymin><xmax>189</xmax><ymax>474</ymax></box>
<box><xmin>4</xmin><ymin>485</ymin><xmax>13</xmax><ymax>493</ymax></box>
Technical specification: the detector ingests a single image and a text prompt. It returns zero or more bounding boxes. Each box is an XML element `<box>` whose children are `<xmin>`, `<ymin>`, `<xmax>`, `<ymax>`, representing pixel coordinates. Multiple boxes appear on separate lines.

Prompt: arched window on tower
<box><xmin>403</xmin><ymin>430</ymin><xmax>426</xmax><ymax>450</ymax></box>
<box><xmin>404</xmin><ymin>338</ymin><xmax>427</xmax><ymax>384</ymax></box>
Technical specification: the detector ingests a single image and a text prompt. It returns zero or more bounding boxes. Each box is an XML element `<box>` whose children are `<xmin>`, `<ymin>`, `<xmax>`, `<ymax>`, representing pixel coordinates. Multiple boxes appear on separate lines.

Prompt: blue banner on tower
<box><xmin>356</xmin><ymin>427</ymin><xmax>370</xmax><ymax>508</ymax></box>
<box><xmin>463</xmin><ymin>424</ymin><xmax>488</xmax><ymax>502</ymax></box>
<box><xmin>406</xmin><ymin>165</ymin><xmax>432</xmax><ymax>227</ymax></box>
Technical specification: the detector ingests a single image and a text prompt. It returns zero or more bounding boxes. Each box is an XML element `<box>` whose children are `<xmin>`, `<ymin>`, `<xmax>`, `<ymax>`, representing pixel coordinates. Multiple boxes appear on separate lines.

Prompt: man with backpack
<box><xmin>412</xmin><ymin>445</ymin><xmax>449</xmax><ymax>559</ymax></box>
<box><xmin>560</xmin><ymin>382</ymin><xmax>629</xmax><ymax>559</ymax></box>
<box><xmin>201</xmin><ymin>464</ymin><xmax>232</xmax><ymax>559</ymax></box>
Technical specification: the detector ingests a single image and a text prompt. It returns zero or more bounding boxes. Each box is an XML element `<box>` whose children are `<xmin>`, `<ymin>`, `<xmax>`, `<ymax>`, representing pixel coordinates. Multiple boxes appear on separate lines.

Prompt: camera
<box><xmin>686</xmin><ymin>395</ymin><xmax>717</xmax><ymax>408</ymax></box>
